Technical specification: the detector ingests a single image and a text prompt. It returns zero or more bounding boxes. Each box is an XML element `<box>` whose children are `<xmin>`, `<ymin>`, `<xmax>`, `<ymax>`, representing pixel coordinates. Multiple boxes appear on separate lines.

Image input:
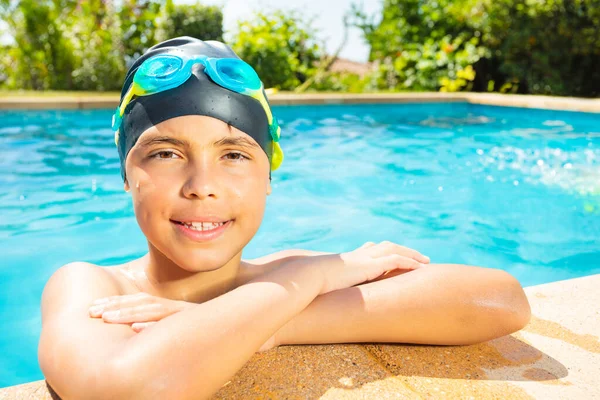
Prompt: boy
<box><xmin>38</xmin><ymin>37</ymin><xmax>531</xmax><ymax>400</ymax></box>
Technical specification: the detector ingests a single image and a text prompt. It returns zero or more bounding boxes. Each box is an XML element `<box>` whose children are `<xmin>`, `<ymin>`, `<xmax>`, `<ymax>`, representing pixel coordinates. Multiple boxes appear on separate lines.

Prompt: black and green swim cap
<box><xmin>116</xmin><ymin>36</ymin><xmax>275</xmax><ymax>181</ymax></box>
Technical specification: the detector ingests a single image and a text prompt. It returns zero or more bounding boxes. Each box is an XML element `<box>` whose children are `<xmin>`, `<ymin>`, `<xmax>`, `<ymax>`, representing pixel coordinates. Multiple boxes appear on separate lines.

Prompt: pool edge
<box><xmin>1</xmin><ymin>92</ymin><xmax>600</xmax><ymax>113</ymax></box>
<box><xmin>1</xmin><ymin>273</ymin><xmax>598</xmax><ymax>399</ymax></box>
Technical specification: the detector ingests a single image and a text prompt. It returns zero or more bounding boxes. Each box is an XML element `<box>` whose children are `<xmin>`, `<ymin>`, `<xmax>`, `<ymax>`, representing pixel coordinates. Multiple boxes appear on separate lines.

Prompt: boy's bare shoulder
<box><xmin>41</xmin><ymin>262</ymin><xmax>126</xmax><ymax>319</ymax></box>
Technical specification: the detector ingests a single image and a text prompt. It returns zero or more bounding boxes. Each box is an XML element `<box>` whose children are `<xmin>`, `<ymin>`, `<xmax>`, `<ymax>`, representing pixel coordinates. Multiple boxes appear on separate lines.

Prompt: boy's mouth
<box><xmin>171</xmin><ymin>219</ymin><xmax>233</xmax><ymax>232</ymax></box>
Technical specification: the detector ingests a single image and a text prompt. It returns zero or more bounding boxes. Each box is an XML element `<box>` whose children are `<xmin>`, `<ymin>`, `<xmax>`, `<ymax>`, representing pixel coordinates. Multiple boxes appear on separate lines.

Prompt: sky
<box><xmin>0</xmin><ymin>0</ymin><xmax>382</xmax><ymax>63</ymax></box>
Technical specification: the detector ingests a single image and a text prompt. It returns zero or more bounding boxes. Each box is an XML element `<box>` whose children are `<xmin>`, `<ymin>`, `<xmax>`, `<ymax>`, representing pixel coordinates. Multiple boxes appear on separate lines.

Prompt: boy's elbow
<box><xmin>457</xmin><ymin>268</ymin><xmax>532</xmax><ymax>345</ymax></box>
<box><xmin>487</xmin><ymin>270</ymin><xmax>532</xmax><ymax>338</ymax></box>
<box><xmin>504</xmin><ymin>272</ymin><xmax>532</xmax><ymax>332</ymax></box>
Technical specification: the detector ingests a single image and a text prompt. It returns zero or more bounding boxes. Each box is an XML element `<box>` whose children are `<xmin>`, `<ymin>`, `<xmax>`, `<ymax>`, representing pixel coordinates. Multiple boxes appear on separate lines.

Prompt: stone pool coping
<box><xmin>1</xmin><ymin>92</ymin><xmax>600</xmax><ymax>113</ymax></box>
<box><xmin>1</xmin><ymin>273</ymin><xmax>598</xmax><ymax>399</ymax></box>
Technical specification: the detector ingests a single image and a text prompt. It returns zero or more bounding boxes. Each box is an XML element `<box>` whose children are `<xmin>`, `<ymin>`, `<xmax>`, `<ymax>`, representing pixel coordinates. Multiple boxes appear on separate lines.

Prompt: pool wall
<box><xmin>1</xmin><ymin>92</ymin><xmax>600</xmax><ymax>113</ymax></box>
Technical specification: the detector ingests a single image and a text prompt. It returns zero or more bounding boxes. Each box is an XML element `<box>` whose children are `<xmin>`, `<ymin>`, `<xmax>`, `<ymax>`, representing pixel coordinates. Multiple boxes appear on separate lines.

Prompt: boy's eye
<box><xmin>224</xmin><ymin>152</ymin><xmax>250</xmax><ymax>162</ymax></box>
<box><xmin>150</xmin><ymin>150</ymin><xmax>179</xmax><ymax>159</ymax></box>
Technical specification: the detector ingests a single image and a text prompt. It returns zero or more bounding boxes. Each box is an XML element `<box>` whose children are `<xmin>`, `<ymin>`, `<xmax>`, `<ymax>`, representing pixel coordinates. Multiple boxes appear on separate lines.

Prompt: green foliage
<box><xmin>118</xmin><ymin>0</ymin><xmax>163</xmax><ymax>62</ymax></box>
<box><xmin>4</xmin><ymin>0</ymin><xmax>598</xmax><ymax>96</ymax></box>
<box><xmin>309</xmin><ymin>71</ymin><xmax>378</xmax><ymax>93</ymax></box>
<box><xmin>354</xmin><ymin>0</ymin><xmax>600</xmax><ymax>96</ymax></box>
<box><xmin>158</xmin><ymin>0</ymin><xmax>223</xmax><ymax>42</ymax></box>
<box><xmin>354</xmin><ymin>0</ymin><xmax>488</xmax><ymax>92</ymax></box>
<box><xmin>3</xmin><ymin>0</ymin><xmax>78</xmax><ymax>90</ymax></box>
<box><xmin>1</xmin><ymin>0</ymin><xmax>224</xmax><ymax>91</ymax></box>
<box><xmin>480</xmin><ymin>0</ymin><xmax>600</xmax><ymax>96</ymax></box>
<box><xmin>231</xmin><ymin>10</ymin><xmax>322</xmax><ymax>90</ymax></box>
<box><xmin>68</xmin><ymin>0</ymin><xmax>125</xmax><ymax>91</ymax></box>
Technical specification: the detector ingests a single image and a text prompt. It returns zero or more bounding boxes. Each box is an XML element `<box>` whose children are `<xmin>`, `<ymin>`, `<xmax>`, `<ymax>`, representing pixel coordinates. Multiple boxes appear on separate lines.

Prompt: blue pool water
<box><xmin>1</xmin><ymin>102</ymin><xmax>599</xmax><ymax>387</ymax></box>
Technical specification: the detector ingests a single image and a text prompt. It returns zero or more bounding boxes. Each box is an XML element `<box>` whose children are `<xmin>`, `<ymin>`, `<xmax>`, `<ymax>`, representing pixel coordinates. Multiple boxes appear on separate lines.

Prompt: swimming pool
<box><xmin>1</xmin><ymin>102</ymin><xmax>599</xmax><ymax>388</ymax></box>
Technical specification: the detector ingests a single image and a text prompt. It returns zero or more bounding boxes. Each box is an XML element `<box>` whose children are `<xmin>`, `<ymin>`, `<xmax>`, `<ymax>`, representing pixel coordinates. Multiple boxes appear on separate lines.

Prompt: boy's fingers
<box><xmin>101</xmin><ymin>303</ymin><xmax>164</xmax><ymax>323</ymax></box>
<box><xmin>378</xmin><ymin>253</ymin><xmax>424</xmax><ymax>272</ymax></box>
<box><xmin>373</xmin><ymin>241</ymin><xmax>430</xmax><ymax>263</ymax></box>
<box><xmin>354</xmin><ymin>242</ymin><xmax>376</xmax><ymax>252</ymax></box>
<box><xmin>132</xmin><ymin>321</ymin><xmax>157</xmax><ymax>332</ymax></box>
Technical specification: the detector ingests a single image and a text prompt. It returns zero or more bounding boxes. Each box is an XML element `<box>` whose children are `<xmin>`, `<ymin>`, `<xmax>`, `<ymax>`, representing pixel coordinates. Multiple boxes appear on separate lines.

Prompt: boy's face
<box><xmin>124</xmin><ymin>115</ymin><xmax>272</xmax><ymax>272</ymax></box>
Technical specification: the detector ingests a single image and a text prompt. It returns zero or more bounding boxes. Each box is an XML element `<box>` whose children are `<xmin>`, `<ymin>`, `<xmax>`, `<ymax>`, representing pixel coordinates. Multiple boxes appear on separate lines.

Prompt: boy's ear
<box><xmin>124</xmin><ymin>179</ymin><xmax>130</xmax><ymax>192</ymax></box>
<box><xmin>266</xmin><ymin>180</ymin><xmax>272</xmax><ymax>196</ymax></box>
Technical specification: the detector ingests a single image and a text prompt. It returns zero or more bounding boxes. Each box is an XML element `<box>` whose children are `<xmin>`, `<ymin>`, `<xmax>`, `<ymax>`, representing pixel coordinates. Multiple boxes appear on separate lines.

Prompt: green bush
<box><xmin>0</xmin><ymin>0</ymin><xmax>224</xmax><ymax>91</ymax></box>
<box><xmin>118</xmin><ymin>0</ymin><xmax>163</xmax><ymax>63</ymax></box>
<box><xmin>309</xmin><ymin>71</ymin><xmax>377</xmax><ymax>93</ymax></box>
<box><xmin>158</xmin><ymin>0</ymin><xmax>223</xmax><ymax>42</ymax></box>
<box><xmin>3</xmin><ymin>0</ymin><xmax>78</xmax><ymax>90</ymax></box>
<box><xmin>354</xmin><ymin>0</ymin><xmax>489</xmax><ymax>92</ymax></box>
<box><xmin>480</xmin><ymin>0</ymin><xmax>600</xmax><ymax>96</ymax></box>
<box><xmin>355</xmin><ymin>0</ymin><xmax>600</xmax><ymax>96</ymax></box>
<box><xmin>69</xmin><ymin>0</ymin><xmax>125</xmax><ymax>91</ymax></box>
<box><xmin>230</xmin><ymin>10</ymin><xmax>322</xmax><ymax>90</ymax></box>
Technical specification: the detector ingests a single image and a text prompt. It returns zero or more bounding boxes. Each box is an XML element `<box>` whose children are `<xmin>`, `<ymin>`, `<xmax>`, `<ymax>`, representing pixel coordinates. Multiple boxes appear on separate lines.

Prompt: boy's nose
<box><xmin>181</xmin><ymin>162</ymin><xmax>220</xmax><ymax>200</ymax></box>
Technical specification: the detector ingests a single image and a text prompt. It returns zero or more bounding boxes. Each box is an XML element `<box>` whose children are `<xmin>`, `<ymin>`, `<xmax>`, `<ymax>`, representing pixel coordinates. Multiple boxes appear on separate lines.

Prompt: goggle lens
<box><xmin>141</xmin><ymin>55</ymin><xmax>183</xmax><ymax>79</ymax></box>
<box><xmin>216</xmin><ymin>59</ymin><xmax>261</xmax><ymax>91</ymax></box>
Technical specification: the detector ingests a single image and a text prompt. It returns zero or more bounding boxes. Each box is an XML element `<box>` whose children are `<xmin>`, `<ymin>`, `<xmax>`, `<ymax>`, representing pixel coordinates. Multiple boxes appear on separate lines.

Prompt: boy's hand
<box><xmin>88</xmin><ymin>292</ymin><xmax>192</xmax><ymax>332</ymax></box>
<box><xmin>88</xmin><ymin>292</ymin><xmax>279</xmax><ymax>352</ymax></box>
<box><xmin>320</xmin><ymin>241</ymin><xmax>430</xmax><ymax>294</ymax></box>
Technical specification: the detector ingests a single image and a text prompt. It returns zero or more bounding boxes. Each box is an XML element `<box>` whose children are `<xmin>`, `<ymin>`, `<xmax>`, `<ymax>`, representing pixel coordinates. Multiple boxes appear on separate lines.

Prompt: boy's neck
<box><xmin>125</xmin><ymin>248</ymin><xmax>243</xmax><ymax>304</ymax></box>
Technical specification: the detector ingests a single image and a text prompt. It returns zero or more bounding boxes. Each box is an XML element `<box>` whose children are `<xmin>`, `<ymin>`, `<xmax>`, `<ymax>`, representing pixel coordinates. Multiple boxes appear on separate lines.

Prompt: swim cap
<box><xmin>116</xmin><ymin>36</ymin><xmax>274</xmax><ymax>181</ymax></box>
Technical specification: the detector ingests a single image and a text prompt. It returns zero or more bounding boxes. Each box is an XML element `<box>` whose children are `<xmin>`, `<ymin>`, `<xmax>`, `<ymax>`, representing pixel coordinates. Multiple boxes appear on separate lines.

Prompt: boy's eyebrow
<box><xmin>137</xmin><ymin>134</ymin><xmax>260</xmax><ymax>150</ymax></box>
<box><xmin>138</xmin><ymin>136</ymin><xmax>189</xmax><ymax>148</ymax></box>
<box><xmin>213</xmin><ymin>136</ymin><xmax>260</xmax><ymax>149</ymax></box>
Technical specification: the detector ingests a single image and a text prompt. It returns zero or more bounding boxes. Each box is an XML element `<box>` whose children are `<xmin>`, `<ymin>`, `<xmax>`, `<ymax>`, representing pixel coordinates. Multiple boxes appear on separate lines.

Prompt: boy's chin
<box><xmin>172</xmin><ymin>250</ymin><xmax>237</xmax><ymax>273</ymax></box>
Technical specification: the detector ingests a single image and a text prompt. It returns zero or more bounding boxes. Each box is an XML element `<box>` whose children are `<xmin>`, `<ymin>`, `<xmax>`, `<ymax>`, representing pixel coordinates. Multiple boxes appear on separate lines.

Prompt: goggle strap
<box><xmin>249</xmin><ymin>85</ymin><xmax>281</xmax><ymax>142</ymax></box>
<box><xmin>119</xmin><ymin>82</ymin><xmax>143</xmax><ymax>117</ymax></box>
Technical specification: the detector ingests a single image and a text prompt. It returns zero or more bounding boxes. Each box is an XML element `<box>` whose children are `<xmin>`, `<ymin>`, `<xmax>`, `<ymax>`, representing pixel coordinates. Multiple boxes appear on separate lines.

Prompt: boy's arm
<box><xmin>115</xmin><ymin>258</ymin><xmax>324</xmax><ymax>399</ymax></box>
<box><xmin>275</xmin><ymin>262</ymin><xmax>531</xmax><ymax>346</ymax></box>
<box><xmin>39</xmin><ymin>257</ymin><xmax>328</xmax><ymax>400</ymax></box>
<box><xmin>238</xmin><ymin>249</ymin><xmax>328</xmax><ymax>286</ymax></box>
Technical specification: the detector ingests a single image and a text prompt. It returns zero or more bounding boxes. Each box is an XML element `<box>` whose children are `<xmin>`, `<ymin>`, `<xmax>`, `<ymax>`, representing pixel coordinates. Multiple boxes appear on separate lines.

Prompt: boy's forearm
<box><xmin>109</xmin><ymin>257</ymin><xmax>329</xmax><ymax>400</ymax></box>
<box><xmin>276</xmin><ymin>264</ymin><xmax>531</xmax><ymax>347</ymax></box>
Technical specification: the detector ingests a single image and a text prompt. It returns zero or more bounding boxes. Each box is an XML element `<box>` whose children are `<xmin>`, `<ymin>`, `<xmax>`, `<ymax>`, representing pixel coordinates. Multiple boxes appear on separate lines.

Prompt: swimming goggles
<box><xmin>112</xmin><ymin>51</ymin><xmax>283</xmax><ymax>170</ymax></box>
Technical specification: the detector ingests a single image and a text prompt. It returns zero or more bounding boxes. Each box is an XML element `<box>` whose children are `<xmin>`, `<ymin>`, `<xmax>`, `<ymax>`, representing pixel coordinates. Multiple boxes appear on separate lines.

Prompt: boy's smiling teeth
<box><xmin>179</xmin><ymin>221</ymin><xmax>227</xmax><ymax>231</ymax></box>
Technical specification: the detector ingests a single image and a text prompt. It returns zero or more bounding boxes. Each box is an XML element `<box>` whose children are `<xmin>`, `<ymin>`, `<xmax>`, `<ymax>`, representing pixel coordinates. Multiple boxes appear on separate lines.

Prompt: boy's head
<box><xmin>113</xmin><ymin>37</ymin><xmax>281</xmax><ymax>271</ymax></box>
<box><xmin>115</xmin><ymin>36</ymin><xmax>282</xmax><ymax>182</ymax></box>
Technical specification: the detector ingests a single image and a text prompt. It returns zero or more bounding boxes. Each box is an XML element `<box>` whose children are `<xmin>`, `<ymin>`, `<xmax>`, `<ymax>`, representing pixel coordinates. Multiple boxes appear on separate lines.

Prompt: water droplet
<box><xmin>438</xmin><ymin>186</ymin><xmax>444</xmax><ymax>191</ymax></box>
<box><xmin>19</xmin><ymin>195</ymin><xmax>25</xmax><ymax>201</ymax></box>
<box><xmin>513</xmin><ymin>180</ymin><xmax>519</xmax><ymax>186</ymax></box>
<box><xmin>476</xmin><ymin>149</ymin><xmax>484</xmax><ymax>155</ymax></box>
